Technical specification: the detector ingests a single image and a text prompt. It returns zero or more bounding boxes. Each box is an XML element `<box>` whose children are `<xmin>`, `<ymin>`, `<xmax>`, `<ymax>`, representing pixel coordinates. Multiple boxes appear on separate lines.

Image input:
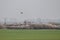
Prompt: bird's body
<box><xmin>21</xmin><ymin>12</ymin><xmax>23</xmax><ymax>14</ymax></box>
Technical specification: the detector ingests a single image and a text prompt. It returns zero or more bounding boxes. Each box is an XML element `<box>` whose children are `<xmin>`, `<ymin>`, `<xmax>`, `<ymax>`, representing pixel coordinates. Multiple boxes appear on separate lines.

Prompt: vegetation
<box><xmin>0</xmin><ymin>29</ymin><xmax>60</xmax><ymax>40</ymax></box>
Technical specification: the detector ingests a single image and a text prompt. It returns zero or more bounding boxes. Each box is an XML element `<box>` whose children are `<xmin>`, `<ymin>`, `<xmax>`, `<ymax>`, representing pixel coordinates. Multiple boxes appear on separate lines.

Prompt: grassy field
<box><xmin>0</xmin><ymin>29</ymin><xmax>60</xmax><ymax>40</ymax></box>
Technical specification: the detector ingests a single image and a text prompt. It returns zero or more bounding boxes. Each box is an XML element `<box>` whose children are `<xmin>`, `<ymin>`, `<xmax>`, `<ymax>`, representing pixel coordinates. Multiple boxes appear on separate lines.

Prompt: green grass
<box><xmin>0</xmin><ymin>29</ymin><xmax>60</xmax><ymax>40</ymax></box>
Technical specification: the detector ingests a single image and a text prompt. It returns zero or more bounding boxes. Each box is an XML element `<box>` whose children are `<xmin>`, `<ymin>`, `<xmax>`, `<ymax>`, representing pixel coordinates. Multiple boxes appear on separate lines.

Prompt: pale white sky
<box><xmin>0</xmin><ymin>0</ymin><xmax>60</xmax><ymax>21</ymax></box>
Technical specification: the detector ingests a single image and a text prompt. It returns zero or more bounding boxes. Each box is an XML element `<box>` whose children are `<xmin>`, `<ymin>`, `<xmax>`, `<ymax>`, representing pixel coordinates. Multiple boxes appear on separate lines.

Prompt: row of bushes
<box><xmin>0</xmin><ymin>24</ymin><xmax>60</xmax><ymax>29</ymax></box>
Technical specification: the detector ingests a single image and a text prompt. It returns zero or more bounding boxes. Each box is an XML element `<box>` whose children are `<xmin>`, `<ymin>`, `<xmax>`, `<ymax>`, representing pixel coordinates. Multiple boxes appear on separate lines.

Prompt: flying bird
<box><xmin>20</xmin><ymin>12</ymin><xmax>23</xmax><ymax>14</ymax></box>
<box><xmin>16</xmin><ymin>9</ymin><xmax>23</xmax><ymax>14</ymax></box>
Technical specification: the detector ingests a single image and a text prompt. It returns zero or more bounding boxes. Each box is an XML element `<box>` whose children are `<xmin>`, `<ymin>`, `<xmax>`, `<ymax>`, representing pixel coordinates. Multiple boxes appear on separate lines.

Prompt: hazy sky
<box><xmin>0</xmin><ymin>0</ymin><xmax>60</xmax><ymax>21</ymax></box>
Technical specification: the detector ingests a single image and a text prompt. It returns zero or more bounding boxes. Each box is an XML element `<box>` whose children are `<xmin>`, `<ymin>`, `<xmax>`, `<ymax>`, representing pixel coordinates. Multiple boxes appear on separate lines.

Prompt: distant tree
<box><xmin>0</xmin><ymin>25</ymin><xmax>3</xmax><ymax>29</ymax></box>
